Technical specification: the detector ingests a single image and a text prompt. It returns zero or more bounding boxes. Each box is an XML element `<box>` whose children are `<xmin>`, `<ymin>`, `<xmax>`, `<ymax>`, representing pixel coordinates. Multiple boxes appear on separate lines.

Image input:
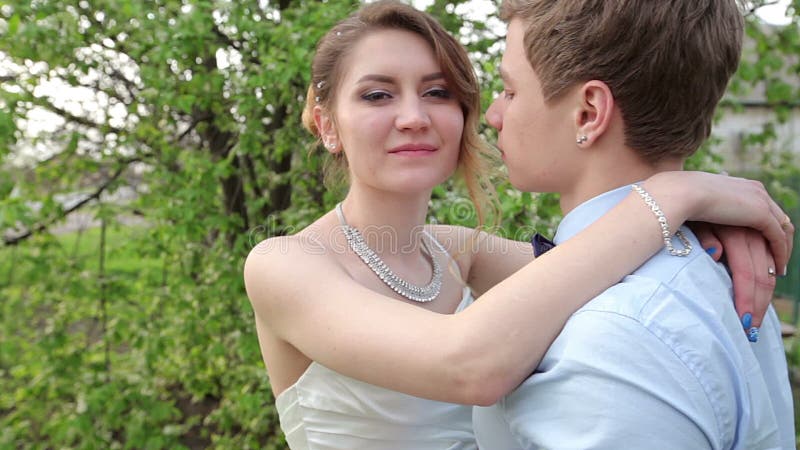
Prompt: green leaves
<box><xmin>7</xmin><ymin>14</ymin><xmax>20</xmax><ymax>35</ymax></box>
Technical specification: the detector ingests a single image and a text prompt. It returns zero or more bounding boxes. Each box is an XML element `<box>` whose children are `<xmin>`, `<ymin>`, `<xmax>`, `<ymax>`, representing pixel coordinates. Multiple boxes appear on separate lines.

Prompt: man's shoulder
<box><xmin>533</xmin><ymin>267</ymin><xmax>738</xmax><ymax>413</ymax></box>
<box><xmin>549</xmin><ymin>249</ymin><xmax>741</xmax><ymax>373</ymax></box>
<box><xmin>574</xmin><ymin>273</ymin><xmax>663</xmax><ymax>319</ymax></box>
<box><xmin>575</xmin><ymin>237</ymin><xmax>732</xmax><ymax>322</ymax></box>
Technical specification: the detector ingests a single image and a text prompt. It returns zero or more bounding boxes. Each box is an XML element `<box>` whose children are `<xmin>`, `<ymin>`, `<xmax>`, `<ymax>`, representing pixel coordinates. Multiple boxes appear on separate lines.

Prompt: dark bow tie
<box><xmin>531</xmin><ymin>232</ymin><xmax>556</xmax><ymax>257</ymax></box>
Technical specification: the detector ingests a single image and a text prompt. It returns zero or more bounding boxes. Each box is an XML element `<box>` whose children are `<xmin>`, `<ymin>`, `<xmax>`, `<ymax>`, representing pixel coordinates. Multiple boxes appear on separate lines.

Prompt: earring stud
<box><xmin>327</xmin><ymin>142</ymin><xmax>336</xmax><ymax>150</ymax></box>
<box><xmin>576</xmin><ymin>135</ymin><xmax>588</xmax><ymax>144</ymax></box>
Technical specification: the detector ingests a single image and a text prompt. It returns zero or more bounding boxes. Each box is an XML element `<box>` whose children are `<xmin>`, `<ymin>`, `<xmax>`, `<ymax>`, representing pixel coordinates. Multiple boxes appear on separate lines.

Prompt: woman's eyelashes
<box><xmin>359</xmin><ymin>86</ymin><xmax>452</xmax><ymax>103</ymax></box>
<box><xmin>423</xmin><ymin>87</ymin><xmax>451</xmax><ymax>99</ymax></box>
<box><xmin>361</xmin><ymin>90</ymin><xmax>392</xmax><ymax>102</ymax></box>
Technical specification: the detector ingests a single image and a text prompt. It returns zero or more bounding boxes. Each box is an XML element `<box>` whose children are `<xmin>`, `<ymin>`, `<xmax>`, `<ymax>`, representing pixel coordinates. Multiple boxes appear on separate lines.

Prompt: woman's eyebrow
<box><xmin>356</xmin><ymin>72</ymin><xmax>445</xmax><ymax>84</ymax></box>
<box><xmin>356</xmin><ymin>74</ymin><xmax>394</xmax><ymax>84</ymax></box>
<box><xmin>421</xmin><ymin>72</ymin><xmax>445</xmax><ymax>82</ymax></box>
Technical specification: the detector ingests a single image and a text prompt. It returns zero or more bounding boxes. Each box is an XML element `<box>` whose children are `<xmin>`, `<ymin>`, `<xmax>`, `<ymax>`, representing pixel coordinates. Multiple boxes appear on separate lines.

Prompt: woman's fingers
<box><xmin>717</xmin><ymin>226</ymin><xmax>776</xmax><ymax>343</ymax></box>
<box><xmin>719</xmin><ymin>227</ymin><xmax>756</xmax><ymax>335</ymax></box>
<box><xmin>727</xmin><ymin>177</ymin><xmax>791</xmax><ymax>277</ymax></box>
<box><xmin>746</xmin><ymin>231</ymin><xmax>776</xmax><ymax>334</ymax></box>
<box><xmin>691</xmin><ymin>222</ymin><xmax>723</xmax><ymax>262</ymax></box>
<box><xmin>778</xmin><ymin>211</ymin><xmax>794</xmax><ymax>276</ymax></box>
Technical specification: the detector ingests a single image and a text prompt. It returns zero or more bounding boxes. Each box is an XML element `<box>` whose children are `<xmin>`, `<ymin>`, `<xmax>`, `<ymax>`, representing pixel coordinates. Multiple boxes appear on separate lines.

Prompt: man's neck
<box><xmin>559</xmin><ymin>158</ymin><xmax>684</xmax><ymax>214</ymax></box>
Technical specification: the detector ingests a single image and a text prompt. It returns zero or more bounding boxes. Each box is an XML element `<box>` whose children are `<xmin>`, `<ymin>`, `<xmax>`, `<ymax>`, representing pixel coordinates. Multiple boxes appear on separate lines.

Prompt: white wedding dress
<box><xmin>275</xmin><ymin>286</ymin><xmax>477</xmax><ymax>450</ymax></box>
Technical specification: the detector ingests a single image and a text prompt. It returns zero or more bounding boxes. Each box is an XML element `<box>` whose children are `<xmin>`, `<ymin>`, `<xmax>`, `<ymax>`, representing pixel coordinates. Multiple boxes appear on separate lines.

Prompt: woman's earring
<box><xmin>576</xmin><ymin>135</ymin><xmax>588</xmax><ymax>145</ymax></box>
<box><xmin>327</xmin><ymin>142</ymin><xmax>337</xmax><ymax>150</ymax></box>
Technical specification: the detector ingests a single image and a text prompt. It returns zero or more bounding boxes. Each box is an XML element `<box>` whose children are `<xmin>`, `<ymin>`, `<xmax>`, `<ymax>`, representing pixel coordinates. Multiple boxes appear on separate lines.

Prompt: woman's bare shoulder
<box><xmin>427</xmin><ymin>223</ymin><xmax>492</xmax><ymax>250</ymax></box>
<box><xmin>425</xmin><ymin>224</ymin><xmax>481</xmax><ymax>277</ymax></box>
<box><xmin>246</xmin><ymin>213</ymin><xmax>336</xmax><ymax>264</ymax></box>
<box><xmin>244</xmin><ymin>219</ymin><xmax>341</xmax><ymax>311</ymax></box>
<box><xmin>246</xmin><ymin>231</ymin><xmax>327</xmax><ymax>263</ymax></box>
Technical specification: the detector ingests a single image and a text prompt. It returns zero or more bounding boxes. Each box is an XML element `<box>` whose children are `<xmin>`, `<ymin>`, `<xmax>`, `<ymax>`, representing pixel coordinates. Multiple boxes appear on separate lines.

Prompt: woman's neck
<box><xmin>338</xmin><ymin>185</ymin><xmax>432</xmax><ymax>256</ymax></box>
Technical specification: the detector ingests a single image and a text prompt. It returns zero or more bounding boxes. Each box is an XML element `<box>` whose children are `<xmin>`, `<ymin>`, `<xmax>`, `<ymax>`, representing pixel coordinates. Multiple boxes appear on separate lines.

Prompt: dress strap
<box><xmin>335</xmin><ymin>202</ymin><xmax>347</xmax><ymax>225</ymax></box>
<box><xmin>423</xmin><ymin>229</ymin><xmax>450</xmax><ymax>259</ymax></box>
<box><xmin>423</xmin><ymin>229</ymin><xmax>467</xmax><ymax>286</ymax></box>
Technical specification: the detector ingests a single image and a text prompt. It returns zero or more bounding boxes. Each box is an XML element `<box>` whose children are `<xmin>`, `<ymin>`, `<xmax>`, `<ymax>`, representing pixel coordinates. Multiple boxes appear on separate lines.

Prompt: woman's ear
<box><xmin>313</xmin><ymin>105</ymin><xmax>341</xmax><ymax>153</ymax></box>
<box><xmin>573</xmin><ymin>80</ymin><xmax>614</xmax><ymax>147</ymax></box>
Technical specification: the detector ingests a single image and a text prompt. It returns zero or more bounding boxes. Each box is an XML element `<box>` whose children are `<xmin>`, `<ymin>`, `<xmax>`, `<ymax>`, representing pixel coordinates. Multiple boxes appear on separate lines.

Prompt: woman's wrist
<box><xmin>639</xmin><ymin>171</ymin><xmax>698</xmax><ymax>235</ymax></box>
<box><xmin>631</xmin><ymin>183</ymin><xmax>693</xmax><ymax>256</ymax></box>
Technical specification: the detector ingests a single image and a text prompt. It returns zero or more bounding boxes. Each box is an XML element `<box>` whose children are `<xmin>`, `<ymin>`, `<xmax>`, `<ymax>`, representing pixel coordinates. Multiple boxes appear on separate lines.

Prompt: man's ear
<box><xmin>573</xmin><ymin>80</ymin><xmax>614</xmax><ymax>147</ymax></box>
<box><xmin>313</xmin><ymin>105</ymin><xmax>341</xmax><ymax>153</ymax></box>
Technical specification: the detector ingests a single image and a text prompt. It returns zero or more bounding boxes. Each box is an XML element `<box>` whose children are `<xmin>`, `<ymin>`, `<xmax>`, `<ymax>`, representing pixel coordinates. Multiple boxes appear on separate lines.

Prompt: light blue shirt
<box><xmin>473</xmin><ymin>185</ymin><xmax>794</xmax><ymax>450</ymax></box>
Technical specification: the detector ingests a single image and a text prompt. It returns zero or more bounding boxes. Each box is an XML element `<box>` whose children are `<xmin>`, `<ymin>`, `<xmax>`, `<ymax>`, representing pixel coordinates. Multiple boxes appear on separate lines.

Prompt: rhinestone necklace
<box><xmin>336</xmin><ymin>202</ymin><xmax>442</xmax><ymax>302</ymax></box>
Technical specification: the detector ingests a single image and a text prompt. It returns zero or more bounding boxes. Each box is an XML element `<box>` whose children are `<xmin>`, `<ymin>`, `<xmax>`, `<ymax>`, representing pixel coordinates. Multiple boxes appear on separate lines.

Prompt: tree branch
<box><xmin>212</xmin><ymin>24</ymin><xmax>261</xmax><ymax>66</ymax></box>
<box><xmin>744</xmin><ymin>0</ymin><xmax>782</xmax><ymax>17</ymax></box>
<box><xmin>107</xmin><ymin>67</ymin><xmax>141</xmax><ymax>97</ymax></box>
<box><xmin>2</xmin><ymin>158</ymin><xmax>140</xmax><ymax>246</ymax></box>
<box><xmin>177</xmin><ymin>111</ymin><xmax>214</xmax><ymax>142</ymax></box>
<box><xmin>24</xmin><ymin>90</ymin><xmax>124</xmax><ymax>134</ymax></box>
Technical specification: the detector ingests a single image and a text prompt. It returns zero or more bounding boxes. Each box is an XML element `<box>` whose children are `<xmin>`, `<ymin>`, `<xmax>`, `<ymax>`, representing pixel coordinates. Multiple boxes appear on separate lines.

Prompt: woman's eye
<box><xmin>424</xmin><ymin>88</ymin><xmax>451</xmax><ymax>99</ymax></box>
<box><xmin>362</xmin><ymin>91</ymin><xmax>391</xmax><ymax>101</ymax></box>
<box><xmin>503</xmin><ymin>90</ymin><xmax>515</xmax><ymax>100</ymax></box>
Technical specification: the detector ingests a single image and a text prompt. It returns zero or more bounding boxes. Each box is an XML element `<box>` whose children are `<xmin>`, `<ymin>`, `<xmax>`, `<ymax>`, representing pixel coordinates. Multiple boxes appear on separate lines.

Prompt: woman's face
<box><xmin>328</xmin><ymin>28</ymin><xmax>464</xmax><ymax>195</ymax></box>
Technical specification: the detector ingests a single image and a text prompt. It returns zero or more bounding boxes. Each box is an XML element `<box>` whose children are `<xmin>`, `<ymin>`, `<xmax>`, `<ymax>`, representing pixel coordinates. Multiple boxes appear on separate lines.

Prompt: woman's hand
<box><xmin>692</xmin><ymin>223</ymin><xmax>778</xmax><ymax>342</ymax></box>
<box><xmin>645</xmin><ymin>171</ymin><xmax>794</xmax><ymax>277</ymax></box>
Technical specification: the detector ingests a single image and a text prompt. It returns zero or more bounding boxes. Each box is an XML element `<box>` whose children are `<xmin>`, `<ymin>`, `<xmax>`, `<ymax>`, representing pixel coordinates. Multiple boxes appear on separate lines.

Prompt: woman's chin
<box><xmin>384</xmin><ymin>173</ymin><xmax>452</xmax><ymax>195</ymax></box>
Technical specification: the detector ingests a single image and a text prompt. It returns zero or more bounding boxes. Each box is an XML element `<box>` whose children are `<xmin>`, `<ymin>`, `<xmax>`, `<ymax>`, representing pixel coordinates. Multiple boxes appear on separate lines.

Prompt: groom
<box><xmin>473</xmin><ymin>0</ymin><xmax>795</xmax><ymax>448</ymax></box>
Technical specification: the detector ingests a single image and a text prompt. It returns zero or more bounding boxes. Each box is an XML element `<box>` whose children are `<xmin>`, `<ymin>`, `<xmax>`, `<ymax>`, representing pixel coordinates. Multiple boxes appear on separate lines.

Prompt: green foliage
<box><xmin>0</xmin><ymin>0</ymin><xmax>798</xmax><ymax>447</ymax></box>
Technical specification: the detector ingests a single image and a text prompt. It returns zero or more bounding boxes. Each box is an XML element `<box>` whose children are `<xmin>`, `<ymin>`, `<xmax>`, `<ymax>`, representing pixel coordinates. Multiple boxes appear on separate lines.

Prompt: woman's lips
<box><xmin>388</xmin><ymin>144</ymin><xmax>437</xmax><ymax>156</ymax></box>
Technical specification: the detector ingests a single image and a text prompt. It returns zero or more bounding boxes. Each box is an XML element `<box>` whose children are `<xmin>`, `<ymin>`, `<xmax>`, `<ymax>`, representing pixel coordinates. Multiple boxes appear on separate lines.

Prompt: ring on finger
<box><xmin>767</xmin><ymin>267</ymin><xmax>776</xmax><ymax>277</ymax></box>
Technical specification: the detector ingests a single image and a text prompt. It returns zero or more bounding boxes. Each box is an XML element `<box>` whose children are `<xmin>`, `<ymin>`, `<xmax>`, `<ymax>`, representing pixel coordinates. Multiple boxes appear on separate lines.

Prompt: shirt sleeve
<box><xmin>501</xmin><ymin>308</ymin><xmax>721</xmax><ymax>450</ymax></box>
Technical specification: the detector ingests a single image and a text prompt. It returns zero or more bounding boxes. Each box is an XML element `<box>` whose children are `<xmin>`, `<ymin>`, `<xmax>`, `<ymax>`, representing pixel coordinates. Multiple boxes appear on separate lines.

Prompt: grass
<box><xmin>1</xmin><ymin>224</ymin><xmax>163</xmax><ymax>286</ymax></box>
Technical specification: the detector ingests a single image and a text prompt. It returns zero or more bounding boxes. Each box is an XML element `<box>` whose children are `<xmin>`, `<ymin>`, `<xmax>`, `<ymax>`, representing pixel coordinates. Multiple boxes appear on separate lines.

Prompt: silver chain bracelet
<box><xmin>631</xmin><ymin>184</ymin><xmax>692</xmax><ymax>257</ymax></box>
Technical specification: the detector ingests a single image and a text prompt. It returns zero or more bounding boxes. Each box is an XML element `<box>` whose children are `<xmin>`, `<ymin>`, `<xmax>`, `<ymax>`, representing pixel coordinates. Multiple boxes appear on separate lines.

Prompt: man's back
<box><xmin>474</xmin><ymin>187</ymin><xmax>794</xmax><ymax>450</ymax></box>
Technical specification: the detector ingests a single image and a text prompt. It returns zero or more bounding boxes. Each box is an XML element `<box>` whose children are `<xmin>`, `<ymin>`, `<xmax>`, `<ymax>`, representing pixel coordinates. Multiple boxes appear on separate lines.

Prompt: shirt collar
<box><xmin>553</xmin><ymin>184</ymin><xmax>638</xmax><ymax>245</ymax></box>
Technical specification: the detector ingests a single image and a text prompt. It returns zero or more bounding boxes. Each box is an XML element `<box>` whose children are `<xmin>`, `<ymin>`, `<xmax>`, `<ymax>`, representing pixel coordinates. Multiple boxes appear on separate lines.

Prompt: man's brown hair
<box><xmin>500</xmin><ymin>0</ymin><xmax>744</xmax><ymax>162</ymax></box>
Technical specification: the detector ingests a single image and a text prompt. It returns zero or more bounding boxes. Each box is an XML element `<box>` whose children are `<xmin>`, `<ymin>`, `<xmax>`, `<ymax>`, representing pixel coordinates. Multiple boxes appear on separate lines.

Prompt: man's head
<box><xmin>489</xmin><ymin>0</ymin><xmax>744</xmax><ymax>189</ymax></box>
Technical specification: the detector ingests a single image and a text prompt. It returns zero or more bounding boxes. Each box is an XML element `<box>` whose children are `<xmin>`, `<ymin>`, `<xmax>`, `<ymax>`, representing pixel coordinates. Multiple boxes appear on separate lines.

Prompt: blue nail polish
<box><xmin>741</xmin><ymin>313</ymin><xmax>752</xmax><ymax>329</ymax></box>
<box><xmin>705</xmin><ymin>247</ymin><xmax>717</xmax><ymax>255</ymax></box>
<box><xmin>748</xmin><ymin>327</ymin><xmax>759</xmax><ymax>343</ymax></box>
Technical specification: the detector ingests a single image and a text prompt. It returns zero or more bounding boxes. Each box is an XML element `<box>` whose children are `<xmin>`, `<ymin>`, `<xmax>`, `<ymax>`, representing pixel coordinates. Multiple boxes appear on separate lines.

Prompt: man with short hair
<box><xmin>473</xmin><ymin>1</ymin><xmax>795</xmax><ymax>448</ymax></box>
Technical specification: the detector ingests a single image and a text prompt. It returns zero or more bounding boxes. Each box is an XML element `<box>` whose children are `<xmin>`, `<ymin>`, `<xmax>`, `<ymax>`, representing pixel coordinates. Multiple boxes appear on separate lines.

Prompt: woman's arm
<box><xmin>244</xmin><ymin>171</ymin><xmax>791</xmax><ymax>406</ymax></box>
<box><xmin>466</xmin><ymin>216</ymin><xmax>788</xmax><ymax>333</ymax></box>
